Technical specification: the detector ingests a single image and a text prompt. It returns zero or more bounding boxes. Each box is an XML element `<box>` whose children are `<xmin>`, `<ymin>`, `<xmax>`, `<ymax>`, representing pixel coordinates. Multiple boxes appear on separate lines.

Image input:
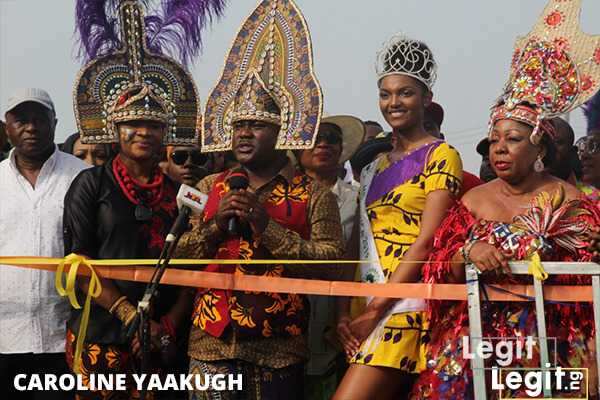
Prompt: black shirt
<box><xmin>63</xmin><ymin>159</ymin><xmax>178</xmax><ymax>344</ymax></box>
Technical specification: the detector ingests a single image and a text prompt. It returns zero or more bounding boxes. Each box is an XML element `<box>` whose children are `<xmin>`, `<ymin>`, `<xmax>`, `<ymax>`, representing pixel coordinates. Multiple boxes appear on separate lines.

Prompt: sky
<box><xmin>1</xmin><ymin>0</ymin><xmax>599</xmax><ymax>172</ymax></box>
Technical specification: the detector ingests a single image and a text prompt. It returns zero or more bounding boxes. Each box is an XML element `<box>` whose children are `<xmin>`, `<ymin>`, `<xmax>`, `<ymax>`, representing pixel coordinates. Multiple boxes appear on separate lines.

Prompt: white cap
<box><xmin>5</xmin><ymin>88</ymin><xmax>55</xmax><ymax>115</ymax></box>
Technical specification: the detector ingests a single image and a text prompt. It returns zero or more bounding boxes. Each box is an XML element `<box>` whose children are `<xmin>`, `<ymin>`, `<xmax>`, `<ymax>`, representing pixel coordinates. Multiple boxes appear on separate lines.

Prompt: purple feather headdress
<box><xmin>583</xmin><ymin>89</ymin><xmax>600</xmax><ymax>134</ymax></box>
<box><xmin>75</xmin><ymin>0</ymin><xmax>226</xmax><ymax>67</ymax></box>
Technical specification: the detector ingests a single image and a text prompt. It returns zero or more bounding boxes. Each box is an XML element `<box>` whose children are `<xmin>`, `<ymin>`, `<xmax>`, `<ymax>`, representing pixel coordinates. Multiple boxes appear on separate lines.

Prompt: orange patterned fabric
<box><xmin>193</xmin><ymin>170</ymin><xmax>311</xmax><ymax>339</ymax></box>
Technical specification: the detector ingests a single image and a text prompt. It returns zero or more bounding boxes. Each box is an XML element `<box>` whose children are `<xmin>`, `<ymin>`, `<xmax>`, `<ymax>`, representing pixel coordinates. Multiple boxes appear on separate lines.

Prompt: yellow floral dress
<box><xmin>351</xmin><ymin>141</ymin><xmax>463</xmax><ymax>372</ymax></box>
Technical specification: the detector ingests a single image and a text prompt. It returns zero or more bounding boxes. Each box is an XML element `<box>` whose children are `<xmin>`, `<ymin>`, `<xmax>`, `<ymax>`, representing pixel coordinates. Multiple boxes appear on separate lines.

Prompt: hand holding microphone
<box><xmin>214</xmin><ymin>169</ymin><xmax>269</xmax><ymax>236</ymax></box>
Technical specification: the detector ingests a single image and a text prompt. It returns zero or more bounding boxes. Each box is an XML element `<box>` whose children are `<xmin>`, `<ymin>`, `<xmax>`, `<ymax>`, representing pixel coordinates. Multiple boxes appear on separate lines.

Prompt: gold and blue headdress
<box><xmin>202</xmin><ymin>0</ymin><xmax>323</xmax><ymax>152</ymax></box>
<box><xmin>73</xmin><ymin>0</ymin><xmax>225</xmax><ymax>145</ymax></box>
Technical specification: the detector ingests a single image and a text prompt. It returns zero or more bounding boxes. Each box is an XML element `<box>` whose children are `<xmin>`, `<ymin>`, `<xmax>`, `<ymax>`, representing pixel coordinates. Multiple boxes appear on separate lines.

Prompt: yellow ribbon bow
<box><xmin>55</xmin><ymin>253</ymin><xmax>102</xmax><ymax>374</ymax></box>
<box><xmin>527</xmin><ymin>252</ymin><xmax>548</xmax><ymax>281</ymax></box>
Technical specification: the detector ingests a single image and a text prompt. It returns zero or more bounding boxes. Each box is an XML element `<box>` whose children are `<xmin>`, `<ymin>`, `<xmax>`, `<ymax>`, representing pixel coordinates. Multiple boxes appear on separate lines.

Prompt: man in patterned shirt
<box><xmin>174</xmin><ymin>1</ymin><xmax>344</xmax><ymax>398</ymax></box>
<box><xmin>176</xmin><ymin>119</ymin><xmax>344</xmax><ymax>400</ymax></box>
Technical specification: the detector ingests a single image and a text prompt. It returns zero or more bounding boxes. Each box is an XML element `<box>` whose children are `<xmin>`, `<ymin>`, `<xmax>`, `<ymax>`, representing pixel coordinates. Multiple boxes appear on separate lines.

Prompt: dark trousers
<box><xmin>0</xmin><ymin>353</ymin><xmax>73</xmax><ymax>400</ymax></box>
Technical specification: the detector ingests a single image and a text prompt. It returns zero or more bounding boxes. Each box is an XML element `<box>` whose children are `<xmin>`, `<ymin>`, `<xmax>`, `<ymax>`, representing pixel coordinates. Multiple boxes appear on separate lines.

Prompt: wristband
<box><xmin>112</xmin><ymin>299</ymin><xmax>137</xmax><ymax>327</ymax></box>
<box><xmin>108</xmin><ymin>295</ymin><xmax>128</xmax><ymax>315</ymax></box>
<box><xmin>461</xmin><ymin>240</ymin><xmax>477</xmax><ymax>265</ymax></box>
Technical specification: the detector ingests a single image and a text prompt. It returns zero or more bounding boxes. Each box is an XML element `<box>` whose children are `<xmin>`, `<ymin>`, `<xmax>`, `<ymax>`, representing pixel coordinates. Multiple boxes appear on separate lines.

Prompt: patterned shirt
<box><xmin>176</xmin><ymin>160</ymin><xmax>344</xmax><ymax>368</ymax></box>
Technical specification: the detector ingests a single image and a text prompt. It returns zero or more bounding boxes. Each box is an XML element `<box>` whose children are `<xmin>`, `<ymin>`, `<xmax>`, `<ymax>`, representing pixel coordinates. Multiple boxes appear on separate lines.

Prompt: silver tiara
<box><xmin>375</xmin><ymin>33</ymin><xmax>437</xmax><ymax>90</ymax></box>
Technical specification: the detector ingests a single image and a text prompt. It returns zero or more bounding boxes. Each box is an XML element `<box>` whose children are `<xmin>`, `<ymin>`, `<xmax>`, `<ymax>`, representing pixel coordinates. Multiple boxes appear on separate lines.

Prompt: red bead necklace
<box><xmin>112</xmin><ymin>154</ymin><xmax>165</xmax><ymax>208</ymax></box>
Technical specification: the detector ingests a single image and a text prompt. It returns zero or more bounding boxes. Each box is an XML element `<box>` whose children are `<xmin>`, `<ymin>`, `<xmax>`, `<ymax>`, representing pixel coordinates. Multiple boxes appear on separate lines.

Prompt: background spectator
<box><xmin>363</xmin><ymin>120</ymin><xmax>384</xmax><ymax>142</ymax></box>
<box><xmin>165</xmin><ymin>145</ymin><xmax>216</xmax><ymax>187</ymax></box>
<box><xmin>0</xmin><ymin>88</ymin><xmax>88</xmax><ymax>399</ymax></box>
<box><xmin>60</xmin><ymin>132</ymin><xmax>113</xmax><ymax>166</ymax></box>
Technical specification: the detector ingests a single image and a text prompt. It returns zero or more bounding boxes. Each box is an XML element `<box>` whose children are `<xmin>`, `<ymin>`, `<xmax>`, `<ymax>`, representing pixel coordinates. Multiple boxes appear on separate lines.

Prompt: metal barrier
<box><xmin>466</xmin><ymin>261</ymin><xmax>600</xmax><ymax>399</ymax></box>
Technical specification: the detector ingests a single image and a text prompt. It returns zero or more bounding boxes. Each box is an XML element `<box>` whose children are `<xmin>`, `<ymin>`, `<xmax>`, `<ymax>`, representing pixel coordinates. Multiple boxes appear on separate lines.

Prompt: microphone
<box><xmin>166</xmin><ymin>184</ymin><xmax>209</xmax><ymax>243</ymax></box>
<box><xmin>226</xmin><ymin>168</ymin><xmax>249</xmax><ymax>236</ymax></box>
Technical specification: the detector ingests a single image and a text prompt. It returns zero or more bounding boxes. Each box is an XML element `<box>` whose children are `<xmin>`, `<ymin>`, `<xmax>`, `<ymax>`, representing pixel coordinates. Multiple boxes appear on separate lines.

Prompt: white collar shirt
<box><xmin>331</xmin><ymin>178</ymin><xmax>359</xmax><ymax>244</ymax></box>
<box><xmin>0</xmin><ymin>146</ymin><xmax>89</xmax><ymax>354</ymax></box>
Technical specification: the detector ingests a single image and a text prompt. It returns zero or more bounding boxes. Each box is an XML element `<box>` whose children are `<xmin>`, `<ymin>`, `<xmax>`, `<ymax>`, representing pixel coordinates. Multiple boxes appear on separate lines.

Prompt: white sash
<box><xmin>358</xmin><ymin>157</ymin><xmax>425</xmax><ymax>315</ymax></box>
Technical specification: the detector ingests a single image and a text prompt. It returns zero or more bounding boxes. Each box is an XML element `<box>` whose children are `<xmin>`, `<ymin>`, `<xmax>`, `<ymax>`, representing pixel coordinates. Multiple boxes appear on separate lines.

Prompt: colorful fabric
<box><xmin>352</xmin><ymin>141</ymin><xmax>463</xmax><ymax>371</ymax></box>
<box><xmin>194</xmin><ymin>169</ymin><xmax>310</xmax><ymax>339</ymax></box>
<box><xmin>351</xmin><ymin>311</ymin><xmax>430</xmax><ymax>373</ymax></box>
<box><xmin>202</xmin><ymin>0</ymin><xmax>323</xmax><ymax>152</ymax></box>
<box><xmin>189</xmin><ymin>358</ymin><xmax>304</xmax><ymax>400</ymax></box>
<box><xmin>65</xmin><ymin>329</ymin><xmax>153</xmax><ymax>400</ymax></box>
<box><xmin>176</xmin><ymin>160</ymin><xmax>344</xmax><ymax>368</ymax></box>
<box><xmin>365</xmin><ymin>141</ymin><xmax>462</xmax><ymax>281</ymax></box>
<box><xmin>73</xmin><ymin>1</ymin><xmax>201</xmax><ymax>145</ymax></box>
<box><xmin>577</xmin><ymin>180</ymin><xmax>600</xmax><ymax>206</ymax></box>
<box><xmin>489</xmin><ymin>0</ymin><xmax>600</xmax><ymax>146</ymax></box>
<box><xmin>411</xmin><ymin>191</ymin><xmax>600</xmax><ymax>399</ymax></box>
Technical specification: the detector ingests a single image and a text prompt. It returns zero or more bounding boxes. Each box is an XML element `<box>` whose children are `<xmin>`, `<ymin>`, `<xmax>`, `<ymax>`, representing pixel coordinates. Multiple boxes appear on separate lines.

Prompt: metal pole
<box><xmin>466</xmin><ymin>264</ymin><xmax>487</xmax><ymax>400</ymax></box>
<box><xmin>533</xmin><ymin>278</ymin><xmax>552</xmax><ymax>397</ymax></box>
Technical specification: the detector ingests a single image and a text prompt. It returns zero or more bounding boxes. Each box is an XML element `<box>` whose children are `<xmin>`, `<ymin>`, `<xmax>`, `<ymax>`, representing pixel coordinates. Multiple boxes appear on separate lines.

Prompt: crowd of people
<box><xmin>2</xmin><ymin>0</ymin><xmax>600</xmax><ymax>399</ymax></box>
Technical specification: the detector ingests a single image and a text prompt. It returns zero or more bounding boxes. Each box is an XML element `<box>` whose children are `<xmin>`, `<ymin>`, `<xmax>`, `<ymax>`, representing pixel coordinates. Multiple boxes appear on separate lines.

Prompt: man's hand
<box><xmin>214</xmin><ymin>190</ymin><xmax>245</xmax><ymax>233</ymax></box>
<box><xmin>215</xmin><ymin>189</ymin><xmax>269</xmax><ymax>235</ymax></box>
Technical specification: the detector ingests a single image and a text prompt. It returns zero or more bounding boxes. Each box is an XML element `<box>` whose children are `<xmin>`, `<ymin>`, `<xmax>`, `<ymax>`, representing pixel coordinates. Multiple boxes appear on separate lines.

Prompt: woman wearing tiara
<box><xmin>334</xmin><ymin>35</ymin><xmax>463</xmax><ymax>399</ymax></box>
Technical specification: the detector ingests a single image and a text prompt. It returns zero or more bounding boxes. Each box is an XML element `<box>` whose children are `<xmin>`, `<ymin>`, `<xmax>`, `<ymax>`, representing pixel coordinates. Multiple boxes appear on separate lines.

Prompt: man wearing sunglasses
<box><xmin>297</xmin><ymin>115</ymin><xmax>365</xmax><ymax>400</ymax></box>
<box><xmin>576</xmin><ymin>134</ymin><xmax>600</xmax><ymax>191</ymax></box>
<box><xmin>166</xmin><ymin>145</ymin><xmax>224</xmax><ymax>187</ymax></box>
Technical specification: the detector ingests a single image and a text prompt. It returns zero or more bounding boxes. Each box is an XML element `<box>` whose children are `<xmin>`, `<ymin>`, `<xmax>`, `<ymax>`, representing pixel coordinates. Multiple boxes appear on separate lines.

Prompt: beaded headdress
<box><xmin>375</xmin><ymin>33</ymin><xmax>437</xmax><ymax>91</ymax></box>
<box><xmin>491</xmin><ymin>0</ymin><xmax>600</xmax><ymax>144</ymax></box>
<box><xmin>202</xmin><ymin>0</ymin><xmax>323</xmax><ymax>152</ymax></box>
<box><xmin>73</xmin><ymin>0</ymin><xmax>224</xmax><ymax>145</ymax></box>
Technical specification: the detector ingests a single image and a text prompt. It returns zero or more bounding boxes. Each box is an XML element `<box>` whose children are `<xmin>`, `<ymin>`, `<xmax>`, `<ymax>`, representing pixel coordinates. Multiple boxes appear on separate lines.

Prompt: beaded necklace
<box><xmin>112</xmin><ymin>154</ymin><xmax>165</xmax><ymax>221</ymax></box>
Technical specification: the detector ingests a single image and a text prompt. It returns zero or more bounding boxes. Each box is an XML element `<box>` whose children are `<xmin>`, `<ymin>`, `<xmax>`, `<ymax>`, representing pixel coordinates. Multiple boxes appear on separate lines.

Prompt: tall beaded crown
<box><xmin>375</xmin><ymin>33</ymin><xmax>437</xmax><ymax>91</ymax></box>
<box><xmin>73</xmin><ymin>0</ymin><xmax>216</xmax><ymax>145</ymax></box>
<box><xmin>492</xmin><ymin>0</ymin><xmax>600</xmax><ymax>144</ymax></box>
<box><xmin>202</xmin><ymin>0</ymin><xmax>323</xmax><ymax>152</ymax></box>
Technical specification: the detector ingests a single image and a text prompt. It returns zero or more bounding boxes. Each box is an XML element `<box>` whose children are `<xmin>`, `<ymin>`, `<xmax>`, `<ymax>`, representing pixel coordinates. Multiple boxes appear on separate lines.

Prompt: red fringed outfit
<box><xmin>411</xmin><ymin>195</ymin><xmax>600</xmax><ymax>399</ymax></box>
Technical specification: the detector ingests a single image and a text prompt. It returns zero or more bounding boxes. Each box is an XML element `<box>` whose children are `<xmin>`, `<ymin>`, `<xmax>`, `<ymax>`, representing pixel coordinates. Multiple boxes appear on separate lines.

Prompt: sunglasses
<box><xmin>575</xmin><ymin>136</ymin><xmax>600</xmax><ymax>157</ymax></box>
<box><xmin>315</xmin><ymin>130</ymin><xmax>343</xmax><ymax>145</ymax></box>
<box><xmin>170</xmin><ymin>150</ymin><xmax>209</xmax><ymax>166</ymax></box>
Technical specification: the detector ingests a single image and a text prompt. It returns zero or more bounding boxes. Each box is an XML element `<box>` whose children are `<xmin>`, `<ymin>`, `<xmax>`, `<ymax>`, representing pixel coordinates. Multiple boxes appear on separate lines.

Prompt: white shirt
<box><xmin>331</xmin><ymin>178</ymin><xmax>359</xmax><ymax>243</ymax></box>
<box><xmin>0</xmin><ymin>146</ymin><xmax>88</xmax><ymax>354</ymax></box>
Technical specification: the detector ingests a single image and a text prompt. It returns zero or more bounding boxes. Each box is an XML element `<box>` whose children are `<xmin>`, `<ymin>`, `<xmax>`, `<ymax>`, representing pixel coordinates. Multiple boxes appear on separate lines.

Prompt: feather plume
<box><xmin>144</xmin><ymin>0</ymin><xmax>227</xmax><ymax>67</ymax></box>
<box><xmin>75</xmin><ymin>0</ymin><xmax>226</xmax><ymax>66</ymax></box>
<box><xmin>75</xmin><ymin>0</ymin><xmax>123</xmax><ymax>62</ymax></box>
<box><xmin>583</xmin><ymin>89</ymin><xmax>600</xmax><ymax>134</ymax></box>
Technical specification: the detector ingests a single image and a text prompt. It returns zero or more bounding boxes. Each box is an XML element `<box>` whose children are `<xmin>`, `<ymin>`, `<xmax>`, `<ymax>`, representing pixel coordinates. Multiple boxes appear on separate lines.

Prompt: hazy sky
<box><xmin>1</xmin><ymin>0</ymin><xmax>599</xmax><ymax>172</ymax></box>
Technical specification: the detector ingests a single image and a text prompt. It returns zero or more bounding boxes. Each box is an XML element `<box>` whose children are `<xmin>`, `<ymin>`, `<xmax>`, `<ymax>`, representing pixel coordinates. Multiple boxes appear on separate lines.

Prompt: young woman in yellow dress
<box><xmin>334</xmin><ymin>34</ymin><xmax>463</xmax><ymax>399</ymax></box>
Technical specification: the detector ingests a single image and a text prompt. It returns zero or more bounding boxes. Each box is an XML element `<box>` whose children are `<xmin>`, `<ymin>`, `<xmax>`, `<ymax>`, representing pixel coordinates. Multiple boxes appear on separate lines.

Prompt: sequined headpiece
<box><xmin>73</xmin><ymin>0</ymin><xmax>214</xmax><ymax>145</ymax></box>
<box><xmin>375</xmin><ymin>33</ymin><xmax>437</xmax><ymax>91</ymax></box>
<box><xmin>491</xmin><ymin>0</ymin><xmax>600</xmax><ymax>145</ymax></box>
<box><xmin>203</xmin><ymin>0</ymin><xmax>323</xmax><ymax>152</ymax></box>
